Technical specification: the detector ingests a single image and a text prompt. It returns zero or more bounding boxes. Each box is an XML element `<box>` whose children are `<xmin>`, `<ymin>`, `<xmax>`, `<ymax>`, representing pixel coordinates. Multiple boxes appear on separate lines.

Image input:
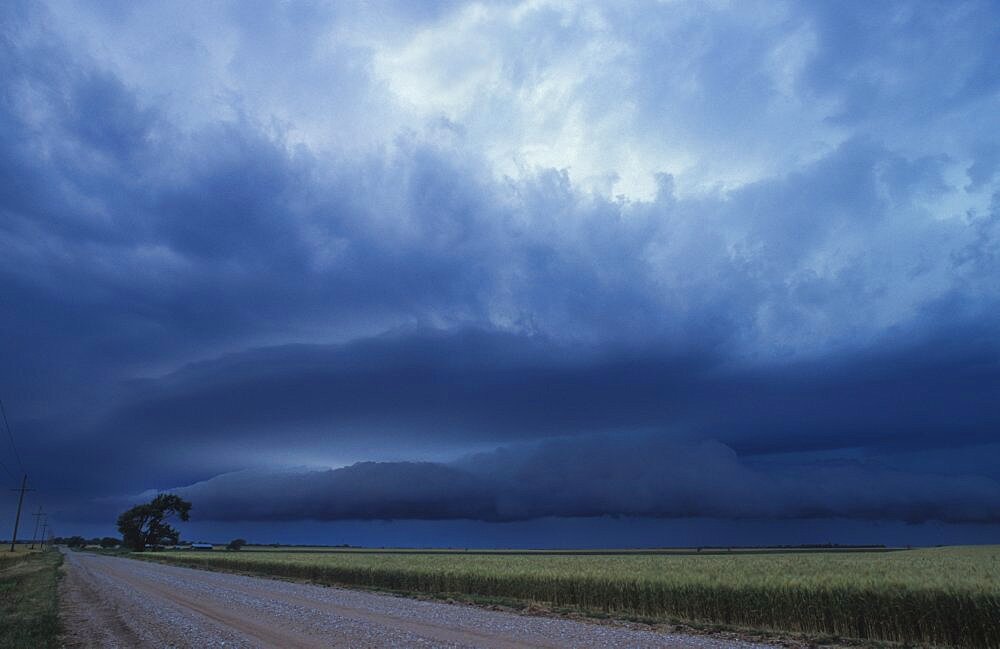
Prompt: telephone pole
<box><xmin>8</xmin><ymin>474</ymin><xmax>30</xmax><ymax>552</ymax></box>
<box><xmin>29</xmin><ymin>507</ymin><xmax>44</xmax><ymax>549</ymax></box>
<box><xmin>39</xmin><ymin>521</ymin><xmax>48</xmax><ymax>549</ymax></box>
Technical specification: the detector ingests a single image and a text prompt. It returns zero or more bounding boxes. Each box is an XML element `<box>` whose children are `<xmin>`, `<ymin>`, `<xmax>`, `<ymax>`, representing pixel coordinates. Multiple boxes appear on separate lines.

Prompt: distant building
<box><xmin>190</xmin><ymin>542</ymin><xmax>214</xmax><ymax>550</ymax></box>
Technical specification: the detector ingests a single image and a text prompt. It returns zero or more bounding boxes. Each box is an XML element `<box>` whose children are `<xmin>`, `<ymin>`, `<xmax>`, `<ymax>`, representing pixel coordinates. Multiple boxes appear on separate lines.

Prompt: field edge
<box><xmin>126</xmin><ymin>551</ymin><xmax>928</xmax><ymax>649</ymax></box>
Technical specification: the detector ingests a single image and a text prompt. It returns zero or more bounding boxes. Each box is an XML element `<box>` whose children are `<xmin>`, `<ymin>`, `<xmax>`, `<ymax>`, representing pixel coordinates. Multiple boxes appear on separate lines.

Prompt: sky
<box><xmin>1</xmin><ymin>0</ymin><xmax>999</xmax><ymax>547</ymax></box>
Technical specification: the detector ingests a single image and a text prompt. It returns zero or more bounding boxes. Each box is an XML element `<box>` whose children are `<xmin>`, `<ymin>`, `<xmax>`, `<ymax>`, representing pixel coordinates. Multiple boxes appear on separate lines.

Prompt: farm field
<box><xmin>0</xmin><ymin>545</ymin><xmax>49</xmax><ymax>581</ymax></box>
<box><xmin>144</xmin><ymin>544</ymin><xmax>1000</xmax><ymax>648</ymax></box>
<box><xmin>0</xmin><ymin>549</ymin><xmax>61</xmax><ymax>649</ymax></box>
<box><xmin>0</xmin><ymin>544</ymin><xmax>40</xmax><ymax>570</ymax></box>
<box><xmin>214</xmin><ymin>545</ymin><xmax>899</xmax><ymax>555</ymax></box>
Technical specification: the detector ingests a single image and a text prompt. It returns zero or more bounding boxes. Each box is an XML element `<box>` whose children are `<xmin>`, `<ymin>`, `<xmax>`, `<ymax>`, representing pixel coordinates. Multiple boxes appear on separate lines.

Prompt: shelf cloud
<box><xmin>2</xmin><ymin>1</ymin><xmax>998</xmax><ymax>542</ymax></box>
<box><xmin>166</xmin><ymin>435</ymin><xmax>1000</xmax><ymax>524</ymax></box>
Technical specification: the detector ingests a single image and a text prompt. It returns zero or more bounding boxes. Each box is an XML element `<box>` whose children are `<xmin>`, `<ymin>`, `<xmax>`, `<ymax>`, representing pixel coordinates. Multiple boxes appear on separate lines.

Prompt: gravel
<box><xmin>60</xmin><ymin>550</ymin><xmax>784</xmax><ymax>649</ymax></box>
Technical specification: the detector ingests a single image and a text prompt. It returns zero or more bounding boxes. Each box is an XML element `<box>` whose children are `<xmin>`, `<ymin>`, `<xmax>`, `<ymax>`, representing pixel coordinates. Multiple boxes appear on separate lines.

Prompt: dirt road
<box><xmin>59</xmin><ymin>550</ymin><xmax>780</xmax><ymax>648</ymax></box>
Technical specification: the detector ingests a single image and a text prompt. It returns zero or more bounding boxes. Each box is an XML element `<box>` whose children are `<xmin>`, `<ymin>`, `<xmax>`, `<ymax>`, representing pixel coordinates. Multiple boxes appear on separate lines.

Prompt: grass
<box><xmin>0</xmin><ymin>549</ymin><xmax>62</xmax><ymax>649</ymax></box>
<box><xmin>143</xmin><ymin>544</ymin><xmax>1000</xmax><ymax>648</ymax></box>
<box><xmin>0</xmin><ymin>544</ymin><xmax>38</xmax><ymax>571</ymax></box>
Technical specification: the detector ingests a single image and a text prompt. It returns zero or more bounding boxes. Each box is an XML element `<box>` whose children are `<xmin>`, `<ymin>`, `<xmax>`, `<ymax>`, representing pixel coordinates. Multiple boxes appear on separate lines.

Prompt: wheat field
<box><xmin>146</xmin><ymin>545</ymin><xmax>1000</xmax><ymax>647</ymax></box>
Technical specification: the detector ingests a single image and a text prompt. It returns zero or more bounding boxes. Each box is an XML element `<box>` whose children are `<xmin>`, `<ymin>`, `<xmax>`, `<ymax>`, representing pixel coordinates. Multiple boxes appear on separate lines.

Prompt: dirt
<box><xmin>57</xmin><ymin>549</ymin><xmax>784</xmax><ymax>648</ymax></box>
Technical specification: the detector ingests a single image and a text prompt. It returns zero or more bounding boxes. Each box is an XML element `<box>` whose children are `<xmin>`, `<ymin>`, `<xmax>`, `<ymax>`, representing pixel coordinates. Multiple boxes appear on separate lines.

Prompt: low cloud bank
<box><xmin>169</xmin><ymin>435</ymin><xmax>1000</xmax><ymax>524</ymax></box>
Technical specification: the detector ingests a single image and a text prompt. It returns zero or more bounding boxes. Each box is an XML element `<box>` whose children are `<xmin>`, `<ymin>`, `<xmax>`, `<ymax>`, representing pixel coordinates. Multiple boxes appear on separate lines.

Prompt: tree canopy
<box><xmin>116</xmin><ymin>493</ymin><xmax>192</xmax><ymax>551</ymax></box>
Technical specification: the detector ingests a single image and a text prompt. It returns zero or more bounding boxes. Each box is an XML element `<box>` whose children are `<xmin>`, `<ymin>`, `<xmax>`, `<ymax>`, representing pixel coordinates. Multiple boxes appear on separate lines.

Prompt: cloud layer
<box><xmin>1</xmin><ymin>1</ymin><xmax>998</xmax><ymax>537</ymax></box>
<box><xmin>168</xmin><ymin>435</ymin><xmax>1000</xmax><ymax>524</ymax></box>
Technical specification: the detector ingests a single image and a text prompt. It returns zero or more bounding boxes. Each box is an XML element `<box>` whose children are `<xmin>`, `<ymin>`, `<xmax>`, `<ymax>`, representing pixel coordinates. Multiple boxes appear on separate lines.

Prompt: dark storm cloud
<box><xmin>93</xmin><ymin>322</ymin><xmax>1000</xmax><ymax>455</ymax></box>
<box><xmin>1</xmin><ymin>1</ymin><xmax>999</xmax><ymax>534</ymax></box>
<box><xmin>161</xmin><ymin>435</ymin><xmax>1000</xmax><ymax>524</ymax></box>
<box><xmin>36</xmin><ymin>319</ymin><xmax>998</xmax><ymax>506</ymax></box>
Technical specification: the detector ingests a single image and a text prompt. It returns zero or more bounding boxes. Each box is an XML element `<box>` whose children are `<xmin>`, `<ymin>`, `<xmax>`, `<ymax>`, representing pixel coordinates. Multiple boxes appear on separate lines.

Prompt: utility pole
<box><xmin>30</xmin><ymin>507</ymin><xmax>43</xmax><ymax>549</ymax></box>
<box><xmin>8</xmin><ymin>474</ymin><xmax>30</xmax><ymax>552</ymax></box>
<box><xmin>39</xmin><ymin>521</ymin><xmax>48</xmax><ymax>549</ymax></box>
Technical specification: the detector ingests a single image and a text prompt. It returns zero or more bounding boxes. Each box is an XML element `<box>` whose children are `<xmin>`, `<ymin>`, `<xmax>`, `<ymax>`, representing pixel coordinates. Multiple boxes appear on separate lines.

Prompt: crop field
<box><xmin>145</xmin><ymin>545</ymin><xmax>1000</xmax><ymax>647</ymax></box>
<box><xmin>211</xmin><ymin>545</ymin><xmax>898</xmax><ymax>555</ymax></box>
<box><xmin>0</xmin><ymin>545</ymin><xmax>40</xmax><ymax>570</ymax></box>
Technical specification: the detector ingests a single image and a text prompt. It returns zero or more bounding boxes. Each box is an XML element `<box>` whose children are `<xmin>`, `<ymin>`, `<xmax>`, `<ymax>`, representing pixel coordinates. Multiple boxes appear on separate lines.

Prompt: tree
<box><xmin>66</xmin><ymin>536</ymin><xmax>87</xmax><ymax>548</ymax></box>
<box><xmin>116</xmin><ymin>493</ymin><xmax>191</xmax><ymax>552</ymax></box>
<box><xmin>226</xmin><ymin>538</ymin><xmax>247</xmax><ymax>551</ymax></box>
<box><xmin>99</xmin><ymin>537</ymin><xmax>120</xmax><ymax>548</ymax></box>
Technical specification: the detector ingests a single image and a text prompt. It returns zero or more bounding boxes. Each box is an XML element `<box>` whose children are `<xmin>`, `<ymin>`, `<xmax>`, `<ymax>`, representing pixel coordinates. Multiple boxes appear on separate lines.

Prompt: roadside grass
<box><xmin>0</xmin><ymin>549</ymin><xmax>62</xmax><ymax>649</ymax></box>
<box><xmin>140</xmin><ymin>545</ymin><xmax>1000</xmax><ymax>649</ymax></box>
<box><xmin>0</xmin><ymin>543</ymin><xmax>43</xmax><ymax>564</ymax></box>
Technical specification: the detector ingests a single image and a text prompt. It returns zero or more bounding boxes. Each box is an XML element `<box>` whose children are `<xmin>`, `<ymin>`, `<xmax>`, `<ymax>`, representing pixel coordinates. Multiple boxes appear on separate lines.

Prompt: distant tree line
<box><xmin>55</xmin><ymin>495</ymin><xmax>258</xmax><ymax>554</ymax></box>
<box><xmin>51</xmin><ymin>536</ymin><xmax>121</xmax><ymax>548</ymax></box>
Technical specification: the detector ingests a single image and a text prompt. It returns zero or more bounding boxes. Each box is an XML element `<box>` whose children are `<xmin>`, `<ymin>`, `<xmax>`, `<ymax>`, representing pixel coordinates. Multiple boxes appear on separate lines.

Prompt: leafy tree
<box><xmin>116</xmin><ymin>493</ymin><xmax>192</xmax><ymax>552</ymax></box>
<box><xmin>66</xmin><ymin>536</ymin><xmax>87</xmax><ymax>548</ymax></box>
<box><xmin>99</xmin><ymin>537</ymin><xmax>121</xmax><ymax>548</ymax></box>
<box><xmin>226</xmin><ymin>538</ymin><xmax>247</xmax><ymax>551</ymax></box>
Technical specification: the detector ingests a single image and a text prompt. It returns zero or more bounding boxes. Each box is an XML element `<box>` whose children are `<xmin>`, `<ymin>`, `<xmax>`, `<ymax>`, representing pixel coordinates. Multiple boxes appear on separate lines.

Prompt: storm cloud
<box><xmin>165</xmin><ymin>435</ymin><xmax>1000</xmax><ymax>524</ymax></box>
<box><xmin>1</xmin><ymin>1</ymin><xmax>999</xmax><ymax>543</ymax></box>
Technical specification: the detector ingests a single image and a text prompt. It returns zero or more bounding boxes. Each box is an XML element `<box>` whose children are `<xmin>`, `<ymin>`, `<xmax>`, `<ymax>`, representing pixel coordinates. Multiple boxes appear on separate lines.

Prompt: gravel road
<box><xmin>59</xmin><ymin>550</ymin><xmax>782</xmax><ymax>648</ymax></box>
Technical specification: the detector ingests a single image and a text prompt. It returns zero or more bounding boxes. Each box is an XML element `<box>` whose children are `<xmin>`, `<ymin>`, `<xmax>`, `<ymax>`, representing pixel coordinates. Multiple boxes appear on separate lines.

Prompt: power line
<box><xmin>8</xmin><ymin>474</ymin><xmax>31</xmax><ymax>552</ymax></box>
<box><xmin>0</xmin><ymin>399</ymin><xmax>24</xmax><ymax>476</ymax></box>
<box><xmin>0</xmin><ymin>400</ymin><xmax>54</xmax><ymax>553</ymax></box>
<box><xmin>30</xmin><ymin>507</ymin><xmax>44</xmax><ymax>549</ymax></box>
